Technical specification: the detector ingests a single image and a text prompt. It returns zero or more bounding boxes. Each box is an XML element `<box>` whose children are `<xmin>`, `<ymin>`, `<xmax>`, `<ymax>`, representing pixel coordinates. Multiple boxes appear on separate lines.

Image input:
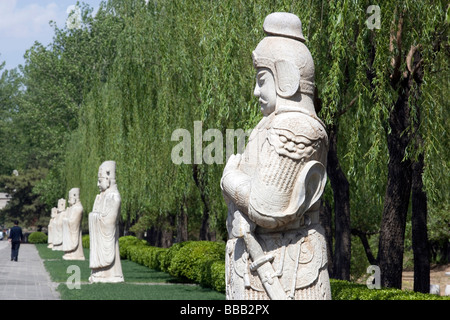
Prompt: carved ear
<box><xmin>302</xmin><ymin>161</ymin><xmax>327</xmax><ymax>212</ymax></box>
<box><xmin>274</xmin><ymin>60</ymin><xmax>300</xmax><ymax>98</ymax></box>
<box><xmin>288</xmin><ymin>161</ymin><xmax>327</xmax><ymax>216</ymax></box>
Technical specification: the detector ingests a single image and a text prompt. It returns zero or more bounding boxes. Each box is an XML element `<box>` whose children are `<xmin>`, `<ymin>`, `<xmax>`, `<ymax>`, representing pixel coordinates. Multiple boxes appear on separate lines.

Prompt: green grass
<box><xmin>35</xmin><ymin>244</ymin><xmax>225</xmax><ymax>300</ymax></box>
<box><xmin>57</xmin><ymin>282</ymin><xmax>225</xmax><ymax>300</ymax></box>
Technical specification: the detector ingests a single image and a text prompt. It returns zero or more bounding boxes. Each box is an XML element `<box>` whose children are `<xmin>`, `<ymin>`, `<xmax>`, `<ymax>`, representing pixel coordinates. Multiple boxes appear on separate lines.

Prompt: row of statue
<box><xmin>46</xmin><ymin>12</ymin><xmax>330</xmax><ymax>298</ymax></box>
<box><xmin>47</xmin><ymin>161</ymin><xmax>124</xmax><ymax>283</ymax></box>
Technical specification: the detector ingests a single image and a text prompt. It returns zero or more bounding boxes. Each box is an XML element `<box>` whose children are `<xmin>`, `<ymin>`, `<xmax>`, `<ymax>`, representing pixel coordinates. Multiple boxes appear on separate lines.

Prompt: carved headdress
<box><xmin>57</xmin><ymin>198</ymin><xmax>66</xmax><ymax>213</ymax></box>
<box><xmin>98</xmin><ymin>160</ymin><xmax>116</xmax><ymax>184</ymax></box>
<box><xmin>69</xmin><ymin>188</ymin><xmax>80</xmax><ymax>203</ymax></box>
<box><xmin>252</xmin><ymin>12</ymin><xmax>315</xmax><ymax>98</ymax></box>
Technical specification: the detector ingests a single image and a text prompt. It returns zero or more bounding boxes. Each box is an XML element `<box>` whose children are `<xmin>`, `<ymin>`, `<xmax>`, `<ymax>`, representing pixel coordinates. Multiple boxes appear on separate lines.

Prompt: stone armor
<box><xmin>222</xmin><ymin>109</ymin><xmax>330</xmax><ymax>300</ymax></box>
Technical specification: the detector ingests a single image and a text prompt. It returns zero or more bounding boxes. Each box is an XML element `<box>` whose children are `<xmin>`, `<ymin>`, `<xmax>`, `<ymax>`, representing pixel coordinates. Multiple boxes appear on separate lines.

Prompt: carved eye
<box><xmin>279</xmin><ymin>135</ymin><xmax>288</xmax><ymax>143</ymax></box>
<box><xmin>257</xmin><ymin>71</ymin><xmax>267</xmax><ymax>86</ymax></box>
<box><xmin>298</xmin><ymin>143</ymin><xmax>306</xmax><ymax>150</ymax></box>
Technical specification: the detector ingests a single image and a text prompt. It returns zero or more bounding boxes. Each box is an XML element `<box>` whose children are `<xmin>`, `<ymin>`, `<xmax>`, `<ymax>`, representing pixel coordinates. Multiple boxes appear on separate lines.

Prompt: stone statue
<box><xmin>221</xmin><ymin>12</ymin><xmax>330</xmax><ymax>300</ymax></box>
<box><xmin>52</xmin><ymin>199</ymin><xmax>66</xmax><ymax>251</ymax></box>
<box><xmin>62</xmin><ymin>188</ymin><xmax>85</xmax><ymax>260</ymax></box>
<box><xmin>88</xmin><ymin>160</ymin><xmax>124</xmax><ymax>283</ymax></box>
<box><xmin>47</xmin><ymin>207</ymin><xmax>57</xmax><ymax>249</ymax></box>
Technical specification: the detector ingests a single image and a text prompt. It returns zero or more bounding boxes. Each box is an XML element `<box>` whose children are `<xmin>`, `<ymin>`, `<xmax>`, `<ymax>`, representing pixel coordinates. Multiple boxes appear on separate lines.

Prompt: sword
<box><xmin>242</xmin><ymin>230</ymin><xmax>288</xmax><ymax>300</ymax></box>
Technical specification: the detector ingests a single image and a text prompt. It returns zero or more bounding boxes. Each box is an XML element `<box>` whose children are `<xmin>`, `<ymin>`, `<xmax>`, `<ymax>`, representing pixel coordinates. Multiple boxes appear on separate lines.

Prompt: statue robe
<box><xmin>52</xmin><ymin>212</ymin><xmax>64</xmax><ymax>251</ymax></box>
<box><xmin>47</xmin><ymin>217</ymin><xmax>54</xmax><ymax>248</ymax></box>
<box><xmin>88</xmin><ymin>184</ymin><xmax>124</xmax><ymax>283</ymax></box>
<box><xmin>62</xmin><ymin>202</ymin><xmax>85</xmax><ymax>260</ymax></box>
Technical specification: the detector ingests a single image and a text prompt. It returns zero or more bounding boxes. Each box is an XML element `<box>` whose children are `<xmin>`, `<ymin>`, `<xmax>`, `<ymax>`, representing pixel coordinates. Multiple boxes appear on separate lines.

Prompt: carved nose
<box><xmin>254</xmin><ymin>85</ymin><xmax>260</xmax><ymax>97</ymax></box>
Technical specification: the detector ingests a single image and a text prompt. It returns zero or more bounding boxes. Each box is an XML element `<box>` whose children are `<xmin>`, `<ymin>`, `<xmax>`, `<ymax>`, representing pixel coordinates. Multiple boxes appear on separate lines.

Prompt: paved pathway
<box><xmin>0</xmin><ymin>240</ymin><xmax>60</xmax><ymax>300</ymax></box>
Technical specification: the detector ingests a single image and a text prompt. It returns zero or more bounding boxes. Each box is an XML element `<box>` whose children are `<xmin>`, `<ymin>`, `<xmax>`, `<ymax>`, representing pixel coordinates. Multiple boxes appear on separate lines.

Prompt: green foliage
<box><xmin>28</xmin><ymin>231</ymin><xmax>48</xmax><ymax>244</ymax></box>
<box><xmin>49</xmin><ymin>0</ymin><xmax>447</xmax><ymax>253</ymax></box>
<box><xmin>57</xmin><ymin>282</ymin><xmax>225</xmax><ymax>300</ymax></box>
<box><xmin>119</xmin><ymin>236</ymin><xmax>225</xmax><ymax>293</ymax></box>
<box><xmin>0</xmin><ymin>65</ymin><xmax>25</xmax><ymax>175</ymax></box>
<box><xmin>209</xmin><ymin>261</ymin><xmax>226</xmax><ymax>294</ymax></box>
<box><xmin>82</xmin><ymin>234</ymin><xmax>90</xmax><ymax>249</ymax></box>
<box><xmin>35</xmin><ymin>243</ymin><xmax>225</xmax><ymax>300</ymax></box>
<box><xmin>119</xmin><ymin>235</ymin><xmax>147</xmax><ymax>258</ymax></box>
<box><xmin>0</xmin><ymin>0</ymin><xmax>448</xmax><ymax>279</ymax></box>
<box><xmin>160</xmin><ymin>241</ymin><xmax>193</xmax><ymax>273</ymax></box>
<box><xmin>120</xmin><ymin>236</ymin><xmax>167</xmax><ymax>270</ymax></box>
<box><xmin>119</xmin><ymin>236</ymin><xmax>450</xmax><ymax>298</ymax></box>
<box><xmin>330</xmin><ymin>279</ymin><xmax>450</xmax><ymax>300</ymax></box>
<box><xmin>168</xmin><ymin>241</ymin><xmax>226</xmax><ymax>288</ymax></box>
<box><xmin>0</xmin><ymin>168</ymin><xmax>49</xmax><ymax>226</ymax></box>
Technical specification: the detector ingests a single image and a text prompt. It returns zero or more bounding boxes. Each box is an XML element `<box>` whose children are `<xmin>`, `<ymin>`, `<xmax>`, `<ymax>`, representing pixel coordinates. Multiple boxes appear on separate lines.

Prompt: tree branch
<box><xmin>389</xmin><ymin>9</ymin><xmax>405</xmax><ymax>85</ymax></box>
<box><xmin>351</xmin><ymin>228</ymin><xmax>378</xmax><ymax>265</ymax></box>
<box><xmin>336</xmin><ymin>95</ymin><xmax>358</xmax><ymax>118</ymax></box>
<box><xmin>405</xmin><ymin>44</ymin><xmax>424</xmax><ymax>80</ymax></box>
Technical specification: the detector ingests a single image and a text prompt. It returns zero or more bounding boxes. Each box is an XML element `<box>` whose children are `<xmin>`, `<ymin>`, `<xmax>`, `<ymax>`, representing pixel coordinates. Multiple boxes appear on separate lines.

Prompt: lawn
<box><xmin>35</xmin><ymin>244</ymin><xmax>225</xmax><ymax>300</ymax></box>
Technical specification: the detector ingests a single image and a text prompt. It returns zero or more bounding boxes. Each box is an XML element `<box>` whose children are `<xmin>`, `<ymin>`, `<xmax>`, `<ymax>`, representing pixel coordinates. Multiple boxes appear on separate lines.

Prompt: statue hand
<box><xmin>224</xmin><ymin>154</ymin><xmax>241</xmax><ymax>175</ymax></box>
<box><xmin>231</xmin><ymin>210</ymin><xmax>255</xmax><ymax>238</ymax></box>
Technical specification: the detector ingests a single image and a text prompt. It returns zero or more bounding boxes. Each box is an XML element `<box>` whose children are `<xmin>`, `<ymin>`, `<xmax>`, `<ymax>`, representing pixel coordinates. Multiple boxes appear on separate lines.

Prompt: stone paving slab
<box><xmin>0</xmin><ymin>240</ymin><xmax>60</xmax><ymax>300</ymax></box>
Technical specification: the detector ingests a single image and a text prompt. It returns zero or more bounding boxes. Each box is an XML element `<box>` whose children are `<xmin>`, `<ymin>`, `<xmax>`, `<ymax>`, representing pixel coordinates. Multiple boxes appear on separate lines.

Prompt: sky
<box><xmin>0</xmin><ymin>0</ymin><xmax>103</xmax><ymax>71</ymax></box>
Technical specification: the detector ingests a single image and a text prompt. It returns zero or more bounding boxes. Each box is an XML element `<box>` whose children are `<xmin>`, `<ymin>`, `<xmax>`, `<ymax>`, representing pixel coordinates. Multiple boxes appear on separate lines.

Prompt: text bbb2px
<box><xmin>179</xmin><ymin>303</ymin><xmax>270</xmax><ymax>317</ymax></box>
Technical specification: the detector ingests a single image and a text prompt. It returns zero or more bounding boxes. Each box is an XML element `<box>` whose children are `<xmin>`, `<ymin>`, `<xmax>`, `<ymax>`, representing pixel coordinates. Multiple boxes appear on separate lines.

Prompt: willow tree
<box><xmin>306</xmin><ymin>0</ymin><xmax>448</xmax><ymax>289</ymax></box>
<box><xmin>0</xmin><ymin>64</ymin><xmax>24</xmax><ymax>175</ymax></box>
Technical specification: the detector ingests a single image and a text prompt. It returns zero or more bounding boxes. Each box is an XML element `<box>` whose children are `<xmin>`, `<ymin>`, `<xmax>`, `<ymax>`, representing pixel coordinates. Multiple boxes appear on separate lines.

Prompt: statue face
<box><xmin>68</xmin><ymin>193</ymin><xmax>78</xmax><ymax>205</ymax></box>
<box><xmin>97</xmin><ymin>175</ymin><xmax>109</xmax><ymax>192</ymax></box>
<box><xmin>57</xmin><ymin>199</ymin><xmax>66</xmax><ymax>212</ymax></box>
<box><xmin>254</xmin><ymin>68</ymin><xmax>277</xmax><ymax>116</ymax></box>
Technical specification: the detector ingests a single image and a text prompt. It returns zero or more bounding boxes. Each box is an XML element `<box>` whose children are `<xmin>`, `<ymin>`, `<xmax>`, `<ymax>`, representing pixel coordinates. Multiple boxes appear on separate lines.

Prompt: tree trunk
<box><xmin>378</xmin><ymin>78</ymin><xmax>412</xmax><ymax>289</ymax></box>
<box><xmin>411</xmin><ymin>152</ymin><xmax>430</xmax><ymax>293</ymax></box>
<box><xmin>351</xmin><ymin>228</ymin><xmax>377</xmax><ymax>266</ymax></box>
<box><xmin>409</xmin><ymin>44</ymin><xmax>430</xmax><ymax>294</ymax></box>
<box><xmin>192</xmin><ymin>164</ymin><xmax>212</xmax><ymax>240</ymax></box>
<box><xmin>319</xmin><ymin>200</ymin><xmax>334</xmax><ymax>277</ymax></box>
<box><xmin>327</xmin><ymin>124</ymin><xmax>351</xmax><ymax>280</ymax></box>
<box><xmin>146</xmin><ymin>225</ymin><xmax>160</xmax><ymax>247</ymax></box>
<box><xmin>199</xmin><ymin>208</ymin><xmax>211</xmax><ymax>240</ymax></box>
<box><xmin>176</xmin><ymin>203</ymin><xmax>189</xmax><ymax>242</ymax></box>
<box><xmin>146</xmin><ymin>215</ymin><xmax>175</xmax><ymax>248</ymax></box>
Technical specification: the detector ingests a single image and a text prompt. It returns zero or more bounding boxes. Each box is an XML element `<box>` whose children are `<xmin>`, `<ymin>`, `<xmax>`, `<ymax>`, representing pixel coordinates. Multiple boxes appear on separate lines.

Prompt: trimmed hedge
<box><xmin>28</xmin><ymin>231</ymin><xmax>48</xmax><ymax>244</ymax></box>
<box><xmin>168</xmin><ymin>241</ymin><xmax>225</xmax><ymax>288</ymax></box>
<box><xmin>330</xmin><ymin>279</ymin><xmax>450</xmax><ymax>300</ymax></box>
<box><xmin>82</xmin><ymin>235</ymin><xmax>90</xmax><ymax>249</ymax></box>
<box><xmin>118</xmin><ymin>236</ymin><xmax>225</xmax><ymax>293</ymax></box>
<box><xmin>117</xmin><ymin>236</ymin><xmax>449</xmax><ymax>299</ymax></box>
<box><xmin>160</xmin><ymin>241</ymin><xmax>193</xmax><ymax>273</ymax></box>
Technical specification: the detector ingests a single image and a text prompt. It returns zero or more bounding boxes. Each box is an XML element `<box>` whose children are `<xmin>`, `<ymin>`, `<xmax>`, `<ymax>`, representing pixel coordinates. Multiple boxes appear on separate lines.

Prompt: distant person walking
<box><xmin>8</xmin><ymin>221</ymin><xmax>23</xmax><ymax>262</ymax></box>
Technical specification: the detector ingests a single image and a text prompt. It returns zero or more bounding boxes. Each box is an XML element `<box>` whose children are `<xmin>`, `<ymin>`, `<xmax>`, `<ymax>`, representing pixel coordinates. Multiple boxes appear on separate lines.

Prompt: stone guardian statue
<box><xmin>52</xmin><ymin>199</ymin><xmax>66</xmax><ymax>251</ymax></box>
<box><xmin>47</xmin><ymin>207</ymin><xmax>57</xmax><ymax>249</ymax></box>
<box><xmin>88</xmin><ymin>161</ymin><xmax>124</xmax><ymax>283</ymax></box>
<box><xmin>221</xmin><ymin>12</ymin><xmax>330</xmax><ymax>300</ymax></box>
<box><xmin>62</xmin><ymin>188</ymin><xmax>85</xmax><ymax>260</ymax></box>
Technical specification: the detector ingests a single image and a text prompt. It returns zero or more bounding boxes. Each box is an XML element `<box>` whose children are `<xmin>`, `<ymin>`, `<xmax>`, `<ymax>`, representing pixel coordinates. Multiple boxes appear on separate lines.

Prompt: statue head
<box><xmin>98</xmin><ymin>161</ymin><xmax>116</xmax><ymax>192</ymax></box>
<box><xmin>51</xmin><ymin>207</ymin><xmax>57</xmax><ymax>218</ymax></box>
<box><xmin>252</xmin><ymin>12</ymin><xmax>315</xmax><ymax>116</ymax></box>
<box><xmin>68</xmin><ymin>188</ymin><xmax>80</xmax><ymax>206</ymax></box>
<box><xmin>57</xmin><ymin>198</ymin><xmax>66</xmax><ymax>213</ymax></box>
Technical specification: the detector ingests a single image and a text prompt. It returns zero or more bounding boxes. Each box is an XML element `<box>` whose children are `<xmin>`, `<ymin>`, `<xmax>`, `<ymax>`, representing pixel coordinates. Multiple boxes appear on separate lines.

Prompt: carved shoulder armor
<box><xmin>268</xmin><ymin>112</ymin><xmax>327</xmax><ymax>161</ymax></box>
<box><xmin>246</xmin><ymin>112</ymin><xmax>327</xmax><ymax>229</ymax></box>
